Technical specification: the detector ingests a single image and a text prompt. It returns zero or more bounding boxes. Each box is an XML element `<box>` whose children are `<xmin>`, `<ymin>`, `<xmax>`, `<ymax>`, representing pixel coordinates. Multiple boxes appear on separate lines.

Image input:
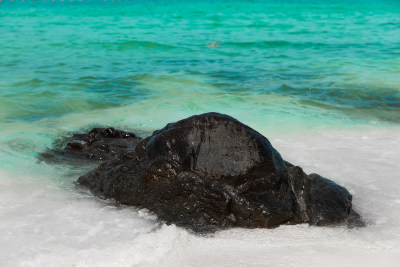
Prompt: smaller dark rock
<box><xmin>308</xmin><ymin>173</ymin><xmax>363</xmax><ymax>227</ymax></box>
<box><xmin>287</xmin><ymin>166</ymin><xmax>363</xmax><ymax>227</ymax></box>
<box><xmin>87</xmin><ymin>127</ymin><xmax>136</xmax><ymax>139</ymax></box>
<box><xmin>38</xmin><ymin>127</ymin><xmax>141</xmax><ymax>165</ymax></box>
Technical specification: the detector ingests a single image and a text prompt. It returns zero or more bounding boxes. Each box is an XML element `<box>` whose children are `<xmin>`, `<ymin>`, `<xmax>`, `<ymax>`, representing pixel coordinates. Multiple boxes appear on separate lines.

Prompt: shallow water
<box><xmin>1</xmin><ymin>0</ymin><xmax>400</xmax><ymax>266</ymax></box>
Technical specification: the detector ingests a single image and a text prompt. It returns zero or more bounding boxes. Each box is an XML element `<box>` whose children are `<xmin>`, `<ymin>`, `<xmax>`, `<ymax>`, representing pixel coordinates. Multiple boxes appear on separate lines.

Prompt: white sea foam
<box><xmin>1</xmin><ymin>127</ymin><xmax>400</xmax><ymax>266</ymax></box>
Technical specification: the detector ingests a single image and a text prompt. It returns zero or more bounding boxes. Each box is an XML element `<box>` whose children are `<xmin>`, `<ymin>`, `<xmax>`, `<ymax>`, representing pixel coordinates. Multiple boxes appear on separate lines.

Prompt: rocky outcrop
<box><xmin>39</xmin><ymin>127</ymin><xmax>141</xmax><ymax>165</ymax></box>
<box><xmin>76</xmin><ymin>113</ymin><xmax>362</xmax><ymax>232</ymax></box>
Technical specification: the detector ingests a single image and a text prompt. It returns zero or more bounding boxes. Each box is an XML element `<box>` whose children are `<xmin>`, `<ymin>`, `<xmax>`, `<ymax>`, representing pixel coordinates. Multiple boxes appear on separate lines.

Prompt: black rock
<box><xmin>77</xmin><ymin>113</ymin><xmax>363</xmax><ymax>232</ymax></box>
<box><xmin>39</xmin><ymin>127</ymin><xmax>141</xmax><ymax>165</ymax></box>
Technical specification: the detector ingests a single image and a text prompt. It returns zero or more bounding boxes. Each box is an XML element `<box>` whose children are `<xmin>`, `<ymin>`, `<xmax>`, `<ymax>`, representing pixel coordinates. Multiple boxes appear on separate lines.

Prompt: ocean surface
<box><xmin>1</xmin><ymin>0</ymin><xmax>400</xmax><ymax>266</ymax></box>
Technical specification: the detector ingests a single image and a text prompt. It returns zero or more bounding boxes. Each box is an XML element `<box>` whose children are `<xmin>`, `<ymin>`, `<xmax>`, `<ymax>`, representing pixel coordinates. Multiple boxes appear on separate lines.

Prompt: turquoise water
<box><xmin>1</xmin><ymin>1</ymin><xmax>400</xmax><ymax>266</ymax></box>
<box><xmin>1</xmin><ymin>0</ymin><xmax>400</xmax><ymax>131</ymax></box>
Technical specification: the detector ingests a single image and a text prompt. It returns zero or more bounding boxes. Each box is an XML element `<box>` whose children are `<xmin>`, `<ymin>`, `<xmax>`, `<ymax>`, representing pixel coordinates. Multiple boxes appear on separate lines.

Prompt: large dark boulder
<box><xmin>77</xmin><ymin>113</ymin><xmax>363</xmax><ymax>232</ymax></box>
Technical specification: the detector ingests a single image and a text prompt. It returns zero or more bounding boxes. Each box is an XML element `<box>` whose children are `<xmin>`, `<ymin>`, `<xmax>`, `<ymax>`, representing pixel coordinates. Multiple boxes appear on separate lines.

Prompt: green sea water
<box><xmin>1</xmin><ymin>0</ymin><xmax>400</xmax><ymax>132</ymax></box>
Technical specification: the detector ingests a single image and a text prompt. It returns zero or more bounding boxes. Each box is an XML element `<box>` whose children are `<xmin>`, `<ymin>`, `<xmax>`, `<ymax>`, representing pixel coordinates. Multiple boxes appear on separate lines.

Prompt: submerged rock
<box><xmin>39</xmin><ymin>127</ymin><xmax>141</xmax><ymax>165</ymax></box>
<box><xmin>76</xmin><ymin>113</ymin><xmax>362</xmax><ymax>232</ymax></box>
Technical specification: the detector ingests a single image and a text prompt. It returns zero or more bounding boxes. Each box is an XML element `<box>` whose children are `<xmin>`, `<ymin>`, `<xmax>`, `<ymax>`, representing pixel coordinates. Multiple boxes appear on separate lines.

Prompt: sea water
<box><xmin>1</xmin><ymin>0</ymin><xmax>400</xmax><ymax>266</ymax></box>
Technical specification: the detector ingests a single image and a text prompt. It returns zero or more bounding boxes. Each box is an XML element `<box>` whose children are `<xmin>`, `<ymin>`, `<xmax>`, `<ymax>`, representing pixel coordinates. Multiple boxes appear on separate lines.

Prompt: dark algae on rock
<box><xmin>64</xmin><ymin>113</ymin><xmax>363</xmax><ymax>232</ymax></box>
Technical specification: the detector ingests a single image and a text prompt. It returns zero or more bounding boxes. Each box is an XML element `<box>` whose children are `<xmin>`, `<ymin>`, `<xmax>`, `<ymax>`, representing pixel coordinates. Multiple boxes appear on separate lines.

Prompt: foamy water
<box><xmin>1</xmin><ymin>127</ymin><xmax>399</xmax><ymax>266</ymax></box>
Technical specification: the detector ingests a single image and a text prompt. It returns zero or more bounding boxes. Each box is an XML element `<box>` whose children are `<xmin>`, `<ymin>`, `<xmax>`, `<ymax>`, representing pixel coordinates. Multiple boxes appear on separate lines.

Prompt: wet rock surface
<box><xmin>39</xmin><ymin>127</ymin><xmax>141</xmax><ymax>165</ymax></box>
<box><xmin>72</xmin><ymin>113</ymin><xmax>363</xmax><ymax>232</ymax></box>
